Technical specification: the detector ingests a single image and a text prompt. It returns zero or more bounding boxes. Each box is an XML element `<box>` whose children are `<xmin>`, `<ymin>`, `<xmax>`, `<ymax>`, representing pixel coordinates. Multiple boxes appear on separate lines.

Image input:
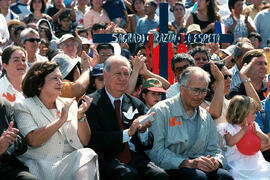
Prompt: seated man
<box><xmin>84</xmin><ymin>55</ymin><xmax>169</xmax><ymax>180</ymax></box>
<box><xmin>146</xmin><ymin>67</ymin><xmax>233</xmax><ymax>180</ymax></box>
<box><xmin>0</xmin><ymin>97</ymin><xmax>37</xmax><ymax>180</ymax></box>
<box><xmin>226</xmin><ymin>49</ymin><xmax>268</xmax><ymax>100</ymax></box>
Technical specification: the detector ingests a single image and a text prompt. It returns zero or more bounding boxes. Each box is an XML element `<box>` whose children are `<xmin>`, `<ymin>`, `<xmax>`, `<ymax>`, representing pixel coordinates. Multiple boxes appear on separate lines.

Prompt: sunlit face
<box><xmin>61</xmin><ymin>39</ymin><xmax>78</xmax><ymax>58</ymax></box>
<box><xmin>244</xmin><ymin>109</ymin><xmax>257</xmax><ymax>125</ymax></box>
<box><xmin>104</xmin><ymin>59</ymin><xmax>130</xmax><ymax>98</ymax></box>
<box><xmin>59</xmin><ymin>18</ymin><xmax>71</xmax><ymax>30</ymax></box>
<box><xmin>134</xmin><ymin>0</ymin><xmax>144</xmax><ymax>12</ymax></box>
<box><xmin>94</xmin><ymin>75</ymin><xmax>104</xmax><ymax>90</ymax></box>
<box><xmin>173</xmin><ymin>61</ymin><xmax>191</xmax><ymax>80</ymax></box>
<box><xmin>144</xmin><ymin>2</ymin><xmax>155</xmax><ymax>16</ymax></box>
<box><xmin>194</xmin><ymin>52</ymin><xmax>208</xmax><ymax>68</ymax></box>
<box><xmin>0</xmin><ymin>0</ymin><xmax>11</xmax><ymax>10</ymax></box>
<box><xmin>3</xmin><ymin>50</ymin><xmax>27</xmax><ymax>79</ymax></box>
<box><xmin>197</xmin><ymin>0</ymin><xmax>209</xmax><ymax>11</ymax></box>
<box><xmin>39</xmin><ymin>43</ymin><xmax>49</xmax><ymax>56</ymax></box>
<box><xmin>173</xmin><ymin>4</ymin><xmax>185</xmax><ymax>19</ymax></box>
<box><xmin>99</xmin><ymin>49</ymin><xmax>113</xmax><ymax>63</ymax></box>
<box><xmin>142</xmin><ymin>91</ymin><xmax>162</xmax><ymax>108</ymax></box>
<box><xmin>232</xmin><ymin>0</ymin><xmax>243</xmax><ymax>15</ymax></box>
<box><xmin>32</xmin><ymin>0</ymin><xmax>42</xmax><ymax>11</ymax></box>
<box><xmin>249</xmin><ymin>36</ymin><xmax>261</xmax><ymax>49</ymax></box>
<box><xmin>40</xmin><ymin>68</ymin><xmax>63</xmax><ymax>98</ymax></box>
<box><xmin>180</xmin><ymin>73</ymin><xmax>208</xmax><ymax>109</ymax></box>
<box><xmin>23</xmin><ymin>33</ymin><xmax>40</xmax><ymax>54</ymax></box>
<box><xmin>248</xmin><ymin>55</ymin><xmax>267</xmax><ymax>81</ymax></box>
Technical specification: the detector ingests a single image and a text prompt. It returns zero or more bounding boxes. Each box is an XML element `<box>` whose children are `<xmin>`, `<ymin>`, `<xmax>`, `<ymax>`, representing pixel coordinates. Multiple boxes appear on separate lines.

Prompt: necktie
<box><xmin>114</xmin><ymin>100</ymin><xmax>131</xmax><ymax>164</ymax></box>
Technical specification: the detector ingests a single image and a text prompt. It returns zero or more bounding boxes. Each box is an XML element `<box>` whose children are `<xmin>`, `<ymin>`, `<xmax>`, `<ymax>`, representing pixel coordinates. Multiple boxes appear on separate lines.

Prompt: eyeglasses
<box><xmin>99</xmin><ymin>53</ymin><xmax>113</xmax><ymax>57</ymax></box>
<box><xmin>174</xmin><ymin>64</ymin><xmax>189</xmax><ymax>74</ymax></box>
<box><xmin>63</xmin><ymin>43</ymin><xmax>77</xmax><ymax>48</ymax></box>
<box><xmin>183</xmin><ymin>86</ymin><xmax>209</xmax><ymax>95</ymax></box>
<box><xmin>25</xmin><ymin>38</ymin><xmax>40</xmax><ymax>43</ymax></box>
<box><xmin>224</xmin><ymin>74</ymin><xmax>232</xmax><ymax>80</ymax></box>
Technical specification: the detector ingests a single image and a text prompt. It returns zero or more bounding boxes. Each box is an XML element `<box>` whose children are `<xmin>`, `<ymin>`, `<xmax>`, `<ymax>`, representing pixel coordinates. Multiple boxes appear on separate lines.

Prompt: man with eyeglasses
<box><xmin>20</xmin><ymin>28</ymin><xmax>47</xmax><ymax>67</ymax></box>
<box><xmin>96</xmin><ymin>43</ymin><xmax>114</xmax><ymax>63</ymax></box>
<box><xmin>146</xmin><ymin>66</ymin><xmax>233</xmax><ymax>180</ymax></box>
<box><xmin>166</xmin><ymin>53</ymin><xmax>194</xmax><ymax>99</ymax></box>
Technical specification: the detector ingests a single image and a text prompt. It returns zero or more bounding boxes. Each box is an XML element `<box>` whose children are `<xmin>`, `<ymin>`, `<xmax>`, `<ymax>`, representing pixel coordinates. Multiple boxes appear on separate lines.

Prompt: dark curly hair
<box><xmin>22</xmin><ymin>61</ymin><xmax>59</xmax><ymax>97</ymax></box>
<box><xmin>30</xmin><ymin>0</ymin><xmax>46</xmax><ymax>13</ymax></box>
<box><xmin>202</xmin><ymin>61</ymin><xmax>225</xmax><ymax>102</ymax></box>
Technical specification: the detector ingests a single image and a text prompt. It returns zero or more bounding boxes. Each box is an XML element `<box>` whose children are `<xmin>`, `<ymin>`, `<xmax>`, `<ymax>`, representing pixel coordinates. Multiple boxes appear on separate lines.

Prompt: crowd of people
<box><xmin>1</xmin><ymin>0</ymin><xmax>270</xmax><ymax>179</ymax></box>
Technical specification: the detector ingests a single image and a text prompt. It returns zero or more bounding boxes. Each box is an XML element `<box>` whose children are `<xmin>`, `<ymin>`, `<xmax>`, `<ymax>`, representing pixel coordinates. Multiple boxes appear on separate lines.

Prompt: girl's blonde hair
<box><xmin>226</xmin><ymin>95</ymin><xmax>259</xmax><ymax>124</ymax></box>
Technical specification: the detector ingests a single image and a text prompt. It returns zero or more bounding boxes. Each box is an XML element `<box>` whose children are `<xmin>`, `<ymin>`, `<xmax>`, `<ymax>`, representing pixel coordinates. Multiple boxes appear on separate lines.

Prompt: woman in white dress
<box><xmin>14</xmin><ymin>61</ymin><xmax>99</xmax><ymax>180</ymax></box>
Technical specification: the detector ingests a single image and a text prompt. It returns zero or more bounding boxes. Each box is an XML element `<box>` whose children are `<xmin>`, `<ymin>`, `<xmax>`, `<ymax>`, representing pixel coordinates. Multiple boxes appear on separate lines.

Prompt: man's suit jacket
<box><xmin>0</xmin><ymin>98</ymin><xmax>28</xmax><ymax>173</ymax></box>
<box><xmin>85</xmin><ymin>88</ymin><xmax>154</xmax><ymax>162</ymax></box>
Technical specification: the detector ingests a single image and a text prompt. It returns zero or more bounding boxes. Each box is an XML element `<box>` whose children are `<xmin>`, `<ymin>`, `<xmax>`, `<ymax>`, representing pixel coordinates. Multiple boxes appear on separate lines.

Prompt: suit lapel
<box><xmin>121</xmin><ymin>94</ymin><xmax>136</xmax><ymax>129</ymax></box>
<box><xmin>33</xmin><ymin>96</ymin><xmax>60</xmax><ymax>125</ymax></box>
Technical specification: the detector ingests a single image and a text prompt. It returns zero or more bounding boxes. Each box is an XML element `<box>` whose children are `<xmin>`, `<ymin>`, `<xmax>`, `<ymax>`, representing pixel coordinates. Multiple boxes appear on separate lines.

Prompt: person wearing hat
<box><xmin>139</xmin><ymin>78</ymin><xmax>166</xmax><ymax>111</ymax></box>
<box><xmin>186</xmin><ymin>24</ymin><xmax>204</xmax><ymax>51</ymax></box>
<box><xmin>6</xmin><ymin>20</ymin><xmax>25</xmax><ymax>47</ymax></box>
<box><xmin>86</xmin><ymin>63</ymin><xmax>105</xmax><ymax>94</ymax></box>
<box><xmin>52</xmin><ymin>53</ymin><xmax>91</xmax><ymax>100</ymax></box>
<box><xmin>59</xmin><ymin>34</ymin><xmax>81</xmax><ymax>60</ymax></box>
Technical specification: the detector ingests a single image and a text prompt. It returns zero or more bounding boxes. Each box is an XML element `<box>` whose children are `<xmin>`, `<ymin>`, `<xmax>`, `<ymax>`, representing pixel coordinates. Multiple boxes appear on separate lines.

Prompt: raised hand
<box><xmin>60</xmin><ymin>97</ymin><xmax>76</xmax><ymax>123</ymax></box>
<box><xmin>78</xmin><ymin>96</ymin><xmax>93</xmax><ymax>118</ymax></box>
<box><xmin>210</xmin><ymin>61</ymin><xmax>224</xmax><ymax>82</ymax></box>
<box><xmin>81</xmin><ymin>51</ymin><xmax>92</xmax><ymax>71</ymax></box>
<box><xmin>231</xmin><ymin>9</ymin><xmax>237</xmax><ymax>22</ymax></box>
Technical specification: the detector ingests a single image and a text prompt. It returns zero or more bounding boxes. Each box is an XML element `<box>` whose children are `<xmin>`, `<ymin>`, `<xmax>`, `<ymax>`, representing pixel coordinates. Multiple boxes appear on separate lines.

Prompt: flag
<box><xmin>215</xmin><ymin>21</ymin><xmax>227</xmax><ymax>34</ymax></box>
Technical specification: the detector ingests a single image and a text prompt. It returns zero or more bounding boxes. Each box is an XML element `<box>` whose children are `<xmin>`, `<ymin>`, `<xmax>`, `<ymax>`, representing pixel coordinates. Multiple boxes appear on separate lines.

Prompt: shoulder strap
<box><xmin>260</xmin><ymin>109</ymin><xmax>269</xmax><ymax>133</ymax></box>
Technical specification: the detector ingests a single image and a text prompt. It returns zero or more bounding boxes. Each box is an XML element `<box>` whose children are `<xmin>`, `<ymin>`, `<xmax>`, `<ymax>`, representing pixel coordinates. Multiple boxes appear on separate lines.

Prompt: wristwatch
<box><xmin>78</xmin><ymin>114</ymin><xmax>87</xmax><ymax>122</ymax></box>
<box><xmin>244</xmin><ymin>78</ymin><xmax>251</xmax><ymax>83</ymax></box>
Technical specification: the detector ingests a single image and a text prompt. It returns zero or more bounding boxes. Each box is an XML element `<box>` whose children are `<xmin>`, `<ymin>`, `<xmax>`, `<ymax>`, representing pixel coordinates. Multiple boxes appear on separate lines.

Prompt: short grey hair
<box><xmin>20</xmin><ymin>28</ymin><xmax>40</xmax><ymax>45</ymax></box>
<box><xmin>179</xmin><ymin>66</ymin><xmax>210</xmax><ymax>87</ymax></box>
<box><xmin>104</xmin><ymin>55</ymin><xmax>131</xmax><ymax>74</ymax></box>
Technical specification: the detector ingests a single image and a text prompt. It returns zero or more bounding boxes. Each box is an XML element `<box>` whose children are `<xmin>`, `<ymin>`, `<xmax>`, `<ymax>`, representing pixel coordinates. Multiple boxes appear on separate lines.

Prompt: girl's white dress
<box><xmin>218</xmin><ymin>122</ymin><xmax>270</xmax><ymax>180</ymax></box>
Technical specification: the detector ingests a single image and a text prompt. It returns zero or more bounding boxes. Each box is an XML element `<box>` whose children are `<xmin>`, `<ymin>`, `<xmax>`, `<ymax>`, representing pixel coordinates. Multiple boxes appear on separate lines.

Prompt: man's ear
<box><xmin>179</xmin><ymin>84</ymin><xmax>184</xmax><ymax>94</ymax></box>
<box><xmin>2</xmin><ymin>63</ymin><xmax>7</xmax><ymax>71</ymax></box>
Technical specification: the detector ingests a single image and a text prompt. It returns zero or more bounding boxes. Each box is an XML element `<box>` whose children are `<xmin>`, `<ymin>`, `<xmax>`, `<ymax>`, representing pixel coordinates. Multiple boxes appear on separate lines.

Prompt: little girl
<box><xmin>139</xmin><ymin>78</ymin><xmax>166</xmax><ymax>113</ymax></box>
<box><xmin>219</xmin><ymin>95</ymin><xmax>270</xmax><ymax>180</ymax></box>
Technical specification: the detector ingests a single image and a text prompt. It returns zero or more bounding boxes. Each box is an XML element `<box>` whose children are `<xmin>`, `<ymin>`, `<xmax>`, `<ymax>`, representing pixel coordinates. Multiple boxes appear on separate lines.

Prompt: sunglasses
<box><xmin>224</xmin><ymin>74</ymin><xmax>232</xmax><ymax>80</ymax></box>
<box><xmin>25</xmin><ymin>38</ymin><xmax>40</xmax><ymax>43</ymax></box>
<box><xmin>189</xmin><ymin>43</ymin><xmax>204</xmax><ymax>48</ymax></box>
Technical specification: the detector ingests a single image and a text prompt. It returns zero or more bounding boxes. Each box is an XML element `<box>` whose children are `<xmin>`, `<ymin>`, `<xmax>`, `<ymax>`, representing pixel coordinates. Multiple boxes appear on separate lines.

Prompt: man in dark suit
<box><xmin>0</xmin><ymin>97</ymin><xmax>38</xmax><ymax>180</ymax></box>
<box><xmin>85</xmin><ymin>55</ymin><xmax>169</xmax><ymax>180</ymax></box>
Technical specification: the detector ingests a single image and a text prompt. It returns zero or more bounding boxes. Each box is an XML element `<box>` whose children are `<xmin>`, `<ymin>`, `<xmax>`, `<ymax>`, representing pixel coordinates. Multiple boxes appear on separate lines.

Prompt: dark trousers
<box><xmin>166</xmin><ymin>167</ymin><xmax>234</xmax><ymax>180</ymax></box>
<box><xmin>0</xmin><ymin>169</ymin><xmax>38</xmax><ymax>180</ymax></box>
<box><xmin>99</xmin><ymin>151</ymin><xmax>169</xmax><ymax>180</ymax></box>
